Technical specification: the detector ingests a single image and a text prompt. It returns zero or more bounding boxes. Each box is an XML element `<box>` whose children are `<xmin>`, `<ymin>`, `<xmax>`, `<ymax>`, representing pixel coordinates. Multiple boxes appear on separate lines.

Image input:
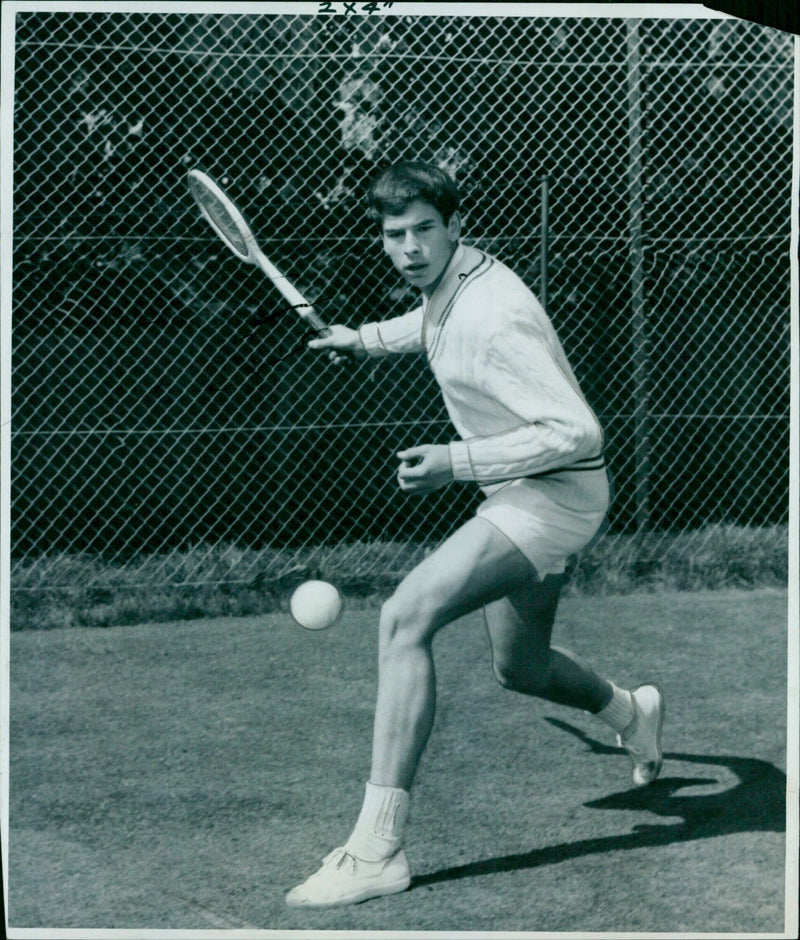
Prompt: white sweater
<box><xmin>358</xmin><ymin>244</ymin><xmax>605</xmax><ymax>491</ymax></box>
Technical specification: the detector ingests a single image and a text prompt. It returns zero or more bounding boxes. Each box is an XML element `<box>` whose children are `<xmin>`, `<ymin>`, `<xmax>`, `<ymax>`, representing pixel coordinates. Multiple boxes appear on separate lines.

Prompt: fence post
<box><xmin>539</xmin><ymin>171</ymin><xmax>550</xmax><ymax>310</ymax></box>
<box><xmin>626</xmin><ymin>18</ymin><xmax>651</xmax><ymax>534</ymax></box>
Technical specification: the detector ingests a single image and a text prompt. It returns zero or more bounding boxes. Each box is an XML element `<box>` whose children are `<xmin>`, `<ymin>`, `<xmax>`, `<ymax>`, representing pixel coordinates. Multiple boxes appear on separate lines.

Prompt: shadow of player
<box><xmin>411</xmin><ymin>717</ymin><xmax>786</xmax><ymax>890</ymax></box>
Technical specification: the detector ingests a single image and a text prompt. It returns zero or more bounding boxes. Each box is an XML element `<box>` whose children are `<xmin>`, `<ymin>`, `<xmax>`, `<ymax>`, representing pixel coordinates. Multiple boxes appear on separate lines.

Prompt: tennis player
<box><xmin>286</xmin><ymin>161</ymin><xmax>664</xmax><ymax>908</ymax></box>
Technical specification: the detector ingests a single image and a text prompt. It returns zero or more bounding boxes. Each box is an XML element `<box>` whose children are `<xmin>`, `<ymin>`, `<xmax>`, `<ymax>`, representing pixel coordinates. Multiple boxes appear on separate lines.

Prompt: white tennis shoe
<box><xmin>286</xmin><ymin>846</ymin><xmax>411</xmax><ymax>908</ymax></box>
<box><xmin>618</xmin><ymin>684</ymin><xmax>664</xmax><ymax>787</ymax></box>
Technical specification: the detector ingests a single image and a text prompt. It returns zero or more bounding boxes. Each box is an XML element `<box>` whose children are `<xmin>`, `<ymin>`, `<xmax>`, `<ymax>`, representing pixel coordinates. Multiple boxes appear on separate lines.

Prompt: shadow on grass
<box><xmin>411</xmin><ymin>717</ymin><xmax>786</xmax><ymax>890</ymax></box>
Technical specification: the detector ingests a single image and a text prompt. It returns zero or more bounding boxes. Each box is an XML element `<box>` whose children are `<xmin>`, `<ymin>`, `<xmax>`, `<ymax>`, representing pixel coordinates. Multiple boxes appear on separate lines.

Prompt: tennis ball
<box><xmin>290</xmin><ymin>580</ymin><xmax>344</xmax><ymax>631</ymax></box>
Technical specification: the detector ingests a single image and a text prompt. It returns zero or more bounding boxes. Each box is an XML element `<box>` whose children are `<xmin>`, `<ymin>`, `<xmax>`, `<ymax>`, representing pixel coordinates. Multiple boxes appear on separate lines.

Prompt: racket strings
<box><xmin>198</xmin><ymin>192</ymin><xmax>250</xmax><ymax>257</ymax></box>
<box><xmin>189</xmin><ymin>176</ymin><xmax>251</xmax><ymax>258</ymax></box>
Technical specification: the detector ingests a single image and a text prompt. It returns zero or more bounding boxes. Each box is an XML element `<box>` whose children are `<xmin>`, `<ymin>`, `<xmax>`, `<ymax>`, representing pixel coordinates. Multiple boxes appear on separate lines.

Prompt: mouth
<box><xmin>404</xmin><ymin>263</ymin><xmax>428</xmax><ymax>276</ymax></box>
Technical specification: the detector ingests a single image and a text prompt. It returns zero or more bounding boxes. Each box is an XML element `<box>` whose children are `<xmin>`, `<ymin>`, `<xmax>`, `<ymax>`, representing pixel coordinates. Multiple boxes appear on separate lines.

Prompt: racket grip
<box><xmin>302</xmin><ymin>310</ymin><xmax>330</xmax><ymax>335</ymax></box>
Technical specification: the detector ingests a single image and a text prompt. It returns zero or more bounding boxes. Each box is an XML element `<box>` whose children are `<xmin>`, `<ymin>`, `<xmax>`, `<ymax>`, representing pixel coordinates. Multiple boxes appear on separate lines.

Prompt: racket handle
<box><xmin>302</xmin><ymin>310</ymin><xmax>330</xmax><ymax>335</ymax></box>
<box><xmin>254</xmin><ymin>249</ymin><xmax>328</xmax><ymax>335</ymax></box>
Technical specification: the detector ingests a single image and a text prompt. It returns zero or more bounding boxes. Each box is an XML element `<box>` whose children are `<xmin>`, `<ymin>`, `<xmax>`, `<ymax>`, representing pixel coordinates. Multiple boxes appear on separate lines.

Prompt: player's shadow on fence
<box><xmin>410</xmin><ymin>717</ymin><xmax>786</xmax><ymax>891</ymax></box>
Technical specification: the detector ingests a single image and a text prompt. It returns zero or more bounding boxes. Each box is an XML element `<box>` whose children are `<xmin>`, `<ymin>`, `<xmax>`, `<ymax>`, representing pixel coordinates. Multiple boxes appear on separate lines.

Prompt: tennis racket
<box><xmin>187</xmin><ymin>169</ymin><xmax>329</xmax><ymax>335</ymax></box>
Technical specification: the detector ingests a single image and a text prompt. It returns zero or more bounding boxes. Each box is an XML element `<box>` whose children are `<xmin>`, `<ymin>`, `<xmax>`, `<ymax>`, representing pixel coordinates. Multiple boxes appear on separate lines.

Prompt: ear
<box><xmin>447</xmin><ymin>211</ymin><xmax>462</xmax><ymax>242</ymax></box>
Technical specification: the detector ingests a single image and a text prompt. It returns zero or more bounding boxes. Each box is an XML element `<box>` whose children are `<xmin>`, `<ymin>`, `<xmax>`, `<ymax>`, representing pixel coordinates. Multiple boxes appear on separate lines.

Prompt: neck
<box><xmin>422</xmin><ymin>242</ymin><xmax>459</xmax><ymax>300</ymax></box>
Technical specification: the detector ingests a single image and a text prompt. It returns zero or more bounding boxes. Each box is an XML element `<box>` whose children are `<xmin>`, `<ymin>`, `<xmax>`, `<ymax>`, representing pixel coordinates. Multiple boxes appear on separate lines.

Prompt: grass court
<box><xmin>6</xmin><ymin>587</ymin><xmax>790</xmax><ymax>934</ymax></box>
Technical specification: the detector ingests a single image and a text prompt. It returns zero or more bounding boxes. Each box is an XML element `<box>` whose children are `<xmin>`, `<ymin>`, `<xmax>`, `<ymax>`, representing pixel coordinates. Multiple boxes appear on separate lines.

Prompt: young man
<box><xmin>286</xmin><ymin>161</ymin><xmax>663</xmax><ymax>908</ymax></box>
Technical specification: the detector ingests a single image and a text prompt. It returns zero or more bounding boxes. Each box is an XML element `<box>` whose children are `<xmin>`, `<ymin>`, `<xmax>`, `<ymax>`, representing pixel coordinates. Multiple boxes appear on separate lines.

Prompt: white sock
<box><xmin>597</xmin><ymin>682</ymin><xmax>635</xmax><ymax>734</ymax></box>
<box><xmin>344</xmin><ymin>781</ymin><xmax>410</xmax><ymax>862</ymax></box>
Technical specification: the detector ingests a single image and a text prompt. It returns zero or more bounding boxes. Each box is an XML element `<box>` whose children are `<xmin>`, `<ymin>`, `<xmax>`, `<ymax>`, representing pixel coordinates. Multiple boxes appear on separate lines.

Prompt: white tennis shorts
<box><xmin>476</xmin><ymin>468</ymin><xmax>611</xmax><ymax>579</ymax></box>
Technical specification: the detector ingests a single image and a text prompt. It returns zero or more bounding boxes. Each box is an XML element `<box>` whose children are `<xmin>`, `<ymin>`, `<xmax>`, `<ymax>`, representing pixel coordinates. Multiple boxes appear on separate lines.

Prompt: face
<box><xmin>381</xmin><ymin>199</ymin><xmax>461</xmax><ymax>299</ymax></box>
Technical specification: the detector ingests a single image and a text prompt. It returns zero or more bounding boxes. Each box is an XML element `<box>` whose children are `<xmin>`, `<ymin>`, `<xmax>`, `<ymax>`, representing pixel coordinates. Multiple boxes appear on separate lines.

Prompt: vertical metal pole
<box><xmin>539</xmin><ymin>172</ymin><xmax>549</xmax><ymax>310</ymax></box>
<box><xmin>627</xmin><ymin>19</ymin><xmax>651</xmax><ymax>533</ymax></box>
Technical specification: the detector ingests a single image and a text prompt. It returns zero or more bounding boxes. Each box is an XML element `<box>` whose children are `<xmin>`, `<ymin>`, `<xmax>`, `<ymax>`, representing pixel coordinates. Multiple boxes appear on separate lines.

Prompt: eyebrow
<box><xmin>383</xmin><ymin>218</ymin><xmax>437</xmax><ymax>235</ymax></box>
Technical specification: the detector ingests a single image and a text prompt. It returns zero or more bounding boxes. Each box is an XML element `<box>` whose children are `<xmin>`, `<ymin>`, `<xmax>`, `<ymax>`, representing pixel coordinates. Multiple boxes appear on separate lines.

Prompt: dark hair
<box><xmin>367</xmin><ymin>161</ymin><xmax>460</xmax><ymax>224</ymax></box>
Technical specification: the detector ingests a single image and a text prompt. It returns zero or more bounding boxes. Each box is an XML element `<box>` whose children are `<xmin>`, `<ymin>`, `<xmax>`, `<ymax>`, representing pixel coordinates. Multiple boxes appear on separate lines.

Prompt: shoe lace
<box><xmin>323</xmin><ymin>848</ymin><xmax>357</xmax><ymax>873</ymax></box>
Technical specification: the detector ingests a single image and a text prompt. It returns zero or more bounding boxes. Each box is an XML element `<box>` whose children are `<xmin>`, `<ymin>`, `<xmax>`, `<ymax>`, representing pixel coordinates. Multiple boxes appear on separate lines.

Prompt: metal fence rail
<box><xmin>9</xmin><ymin>11</ymin><xmax>794</xmax><ymax>590</ymax></box>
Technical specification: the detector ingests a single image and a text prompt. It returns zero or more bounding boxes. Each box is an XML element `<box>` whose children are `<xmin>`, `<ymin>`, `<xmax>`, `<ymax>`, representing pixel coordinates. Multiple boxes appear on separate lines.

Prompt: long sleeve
<box><xmin>356</xmin><ymin>245</ymin><xmax>604</xmax><ymax>487</ymax></box>
<box><xmin>448</xmin><ymin>420</ymin><xmax>604</xmax><ymax>484</ymax></box>
<box><xmin>435</xmin><ymin>295</ymin><xmax>604</xmax><ymax>484</ymax></box>
<box><xmin>358</xmin><ymin>307</ymin><xmax>425</xmax><ymax>356</ymax></box>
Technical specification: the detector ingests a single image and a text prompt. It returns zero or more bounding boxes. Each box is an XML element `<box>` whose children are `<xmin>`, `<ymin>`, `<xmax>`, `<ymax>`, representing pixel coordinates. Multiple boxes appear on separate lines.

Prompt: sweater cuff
<box><xmin>448</xmin><ymin>441</ymin><xmax>475</xmax><ymax>482</ymax></box>
<box><xmin>357</xmin><ymin>322</ymin><xmax>389</xmax><ymax>357</ymax></box>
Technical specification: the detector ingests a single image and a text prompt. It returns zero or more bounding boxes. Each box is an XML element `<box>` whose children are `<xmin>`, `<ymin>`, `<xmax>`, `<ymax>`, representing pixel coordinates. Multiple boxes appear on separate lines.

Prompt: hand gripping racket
<box><xmin>187</xmin><ymin>169</ymin><xmax>329</xmax><ymax>335</ymax></box>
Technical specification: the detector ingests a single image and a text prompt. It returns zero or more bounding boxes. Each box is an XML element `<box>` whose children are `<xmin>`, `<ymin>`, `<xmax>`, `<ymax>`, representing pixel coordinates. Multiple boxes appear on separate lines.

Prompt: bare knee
<box><xmin>379</xmin><ymin>588</ymin><xmax>438</xmax><ymax>657</ymax></box>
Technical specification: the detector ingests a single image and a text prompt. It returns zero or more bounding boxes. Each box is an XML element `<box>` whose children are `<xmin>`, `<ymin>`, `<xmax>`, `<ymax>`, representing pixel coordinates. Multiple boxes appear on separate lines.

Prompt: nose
<box><xmin>403</xmin><ymin>231</ymin><xmax>421</xmax><ymax>254</ymax></box>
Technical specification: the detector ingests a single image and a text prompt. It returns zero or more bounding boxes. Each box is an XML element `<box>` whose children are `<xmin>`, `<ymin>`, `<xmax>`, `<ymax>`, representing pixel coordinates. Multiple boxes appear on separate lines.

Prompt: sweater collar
<box><xmin>421</xmin><ymin>242</ymin><xmax>488</xmax><ymax>330</ymax></box>
<box><xmin>422</xmin><ymin>242</ymin><xmax>465</xmax><ymax>315</ymax></box>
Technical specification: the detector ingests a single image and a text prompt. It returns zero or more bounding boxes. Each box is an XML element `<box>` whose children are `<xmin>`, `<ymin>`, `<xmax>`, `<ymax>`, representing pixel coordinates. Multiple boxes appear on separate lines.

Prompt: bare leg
<box><xmin>286</xmin><ymin>519</ymin><xmax>659</xmax><ymax>908</ymax></box>
<box><xmin>369</xmin><ymin>517</ymin><xmax>535</xmax><ymax>791</ymax></box>
<box><xmin>484</xmin><ymin>574</ymin><xmax>612</xmax><ymax>712</ymax></box>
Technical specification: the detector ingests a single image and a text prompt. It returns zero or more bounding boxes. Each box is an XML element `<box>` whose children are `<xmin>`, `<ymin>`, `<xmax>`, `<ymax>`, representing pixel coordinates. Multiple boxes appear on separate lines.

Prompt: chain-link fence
<box><xmin>8</xmin><ymin>10</ymin><xmax>794</xmax><ymax>603</ymax></box>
